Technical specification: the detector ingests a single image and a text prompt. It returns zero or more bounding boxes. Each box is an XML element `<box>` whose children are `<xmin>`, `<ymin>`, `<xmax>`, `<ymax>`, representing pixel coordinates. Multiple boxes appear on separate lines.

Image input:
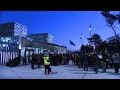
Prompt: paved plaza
<box><xmin>0</xmin><ymin>65</ymin><xmax>120</xmax><ymax>79</ymax></box>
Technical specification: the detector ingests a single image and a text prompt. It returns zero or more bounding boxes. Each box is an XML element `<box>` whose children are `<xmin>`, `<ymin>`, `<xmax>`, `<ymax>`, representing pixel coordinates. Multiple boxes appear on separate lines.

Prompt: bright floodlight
<box><xmin>19</xmin><ymin>45</ymin><xmax>21</xmax><ymax>49</ymax></box>
<box><xmin>89</xmin><ymin>24</ymin><xmax>91</xmax><ymax>31</ymax></box>
<box><xmin>89</xmin><ymin>27</ymin><xmax>91</xmax><ymax>31</ymax></box>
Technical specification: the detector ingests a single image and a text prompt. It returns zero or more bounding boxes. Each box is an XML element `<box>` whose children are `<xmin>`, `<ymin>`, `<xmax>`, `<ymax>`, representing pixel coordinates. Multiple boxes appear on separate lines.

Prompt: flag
<box><xmin>69</xmin><ymin>40</ymin><xmax>75</xmax><ymax>46</ymax></box>
<box><xmin>80</xmin><ymin>33</ymin><xmax>82</xmax><ymax>39</ymax></box>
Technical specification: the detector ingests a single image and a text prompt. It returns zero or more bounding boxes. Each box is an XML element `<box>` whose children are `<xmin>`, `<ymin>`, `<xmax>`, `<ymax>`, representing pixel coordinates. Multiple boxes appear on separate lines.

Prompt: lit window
<box><xmin>5</xmin><ymin>37</ymin><xmax>11</xmax><ymax>42</ymax></box>
<box><xmin>2</xmin><ymin>44</ymin><xmax>8</xmax><ymax>47</ymax></box>
<box><xmin>3</xmin><ymin>44</ymin><xmax>5</xmax><ymax>47</ymax></box>
<box><xmin>1</xmin><ymin>37</ymin><xmax>6</xmax><ymax>42</ymax></box>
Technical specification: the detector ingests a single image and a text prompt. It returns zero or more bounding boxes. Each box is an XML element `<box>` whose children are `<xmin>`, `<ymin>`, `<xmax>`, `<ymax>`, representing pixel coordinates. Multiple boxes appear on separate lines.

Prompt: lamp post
<box><xmin>89</xmin><ymin>24</ymin><xmax>92</xmax><ymax>53</ymax></box>
<box><xmin>80</xmin><ymin>33</ymin><xmax>83</xmax><ymax>45</ymax></box>
<box><xmin>89</xmin><ymin>24</ymin><xmax>92</xmax><ymax>38</ymax></box>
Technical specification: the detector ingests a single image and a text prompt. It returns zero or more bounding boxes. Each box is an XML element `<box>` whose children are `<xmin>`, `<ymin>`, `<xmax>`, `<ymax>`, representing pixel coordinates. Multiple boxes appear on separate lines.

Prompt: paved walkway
<box><xmin>0</xmin><ymin>65</ymin><xmax>120</xmax><ymax>79</ymax></box>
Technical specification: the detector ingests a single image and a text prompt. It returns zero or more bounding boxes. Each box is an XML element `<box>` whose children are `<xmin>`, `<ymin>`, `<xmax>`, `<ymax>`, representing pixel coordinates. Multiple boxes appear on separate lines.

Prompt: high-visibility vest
<box><xmin>44</xmin><ymin>56</ymin><xmax>50</xmax><ymax>65</ymax></box>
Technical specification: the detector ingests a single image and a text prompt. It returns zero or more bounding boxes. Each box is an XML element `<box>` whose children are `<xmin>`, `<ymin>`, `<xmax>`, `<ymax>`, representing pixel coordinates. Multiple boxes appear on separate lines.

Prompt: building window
<box><xmin>5</xmin><ymin>37</ymin><xmax>11</xmax><ymax>42</ymax></box>
<box><xmin>2</xmin><ymin>44</ymin><xmax>8</xmax><ymax>47</ymax></box>
<box><xmin>1</xmin><ymin>37</ymin><xmax>6</xmax><ymax>42</ymax></box>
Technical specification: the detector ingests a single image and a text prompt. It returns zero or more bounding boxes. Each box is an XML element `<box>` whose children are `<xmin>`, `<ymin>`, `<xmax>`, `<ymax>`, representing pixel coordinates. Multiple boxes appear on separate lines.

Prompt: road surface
<box><xmin>0</xmin><ymin>65</ymin><xmax>120</xmax><ymax>79</ymax></box>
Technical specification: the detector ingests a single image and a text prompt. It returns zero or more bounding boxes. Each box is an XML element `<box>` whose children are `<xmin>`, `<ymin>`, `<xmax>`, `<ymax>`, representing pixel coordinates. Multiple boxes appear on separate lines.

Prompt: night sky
<box><xmin>0</xmin><ymin>11</ymin><xmax>118</xmax><ymax>51</ymax></box>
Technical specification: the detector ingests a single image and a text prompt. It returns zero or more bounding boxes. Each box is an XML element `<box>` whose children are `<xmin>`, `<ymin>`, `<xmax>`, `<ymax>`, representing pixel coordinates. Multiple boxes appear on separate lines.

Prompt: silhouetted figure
<box><xmin>101</xmin><ymin>54</ymin><xmax>106</xmax><ymax>73</ymax></box>
<box><xmin>83</xmin><ymin>54</ymin><xmax>89</xmax><ymax>71</ymax></box>
<box><xmin>37</xmin><ymin>54</ymin><xmax>41</xmax><ymax>68</ymax></box>
<box><xmin>31</xmin><ymin>53</ymin><xmax>35</xmax><ymax>69</ymax></box>
<box><xmin>112</xmin><ymin>53</ymin><xmax>120</xmax><ymax>73</ymax></box>
<box><xmin>23</xmin><ymin>57</ymin><xmax>27</xmax><ymax>65</ymax></box>
<box><xmin>93</xmin><ymin>53</ymin><xmax>99</xmax><ymax>74</ymax></box>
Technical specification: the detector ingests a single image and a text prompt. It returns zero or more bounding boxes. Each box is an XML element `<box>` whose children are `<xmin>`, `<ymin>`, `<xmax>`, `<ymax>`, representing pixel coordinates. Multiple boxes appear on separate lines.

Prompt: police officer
<box><xmin>44</xmin><ymin>53</ymin><xmax>50</xmax><ymax>74</ymax></box>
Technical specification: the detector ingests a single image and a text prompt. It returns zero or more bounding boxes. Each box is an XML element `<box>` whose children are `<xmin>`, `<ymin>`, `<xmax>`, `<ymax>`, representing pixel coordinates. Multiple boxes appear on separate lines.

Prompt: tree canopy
<box><xmin>88</xmin><ymin>33</ymin><xmax>102</xmax><ymax>46</ymax></box>
<box><xmin>101</xmin><ymin>11</ymin><xmax>120</xmax><ymax>40</ymax></box>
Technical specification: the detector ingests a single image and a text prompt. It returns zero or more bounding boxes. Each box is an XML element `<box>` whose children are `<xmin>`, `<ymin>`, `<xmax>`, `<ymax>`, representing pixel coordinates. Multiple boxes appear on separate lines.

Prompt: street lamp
<box><xmin>89</xmin><ymin>24</ymin><xmax>92</xmax><ymax>53</ymax></box>
<box><xmin>89</xmin><ymin>24</ymin><xmax>92</xmax><ymax>38</ymax></box>
<box><xmin>80</xmin><ymin>33</ymin><xmax>83</xmax><ymax>45</ymax></box>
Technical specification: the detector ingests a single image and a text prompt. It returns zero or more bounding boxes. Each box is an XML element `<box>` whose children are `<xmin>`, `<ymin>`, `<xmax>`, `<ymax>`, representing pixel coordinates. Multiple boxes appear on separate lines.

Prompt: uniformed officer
<box><xmin>44</xmin><ymin>54</ymin><xmax>50</xmax><ymax>74</ymax></box>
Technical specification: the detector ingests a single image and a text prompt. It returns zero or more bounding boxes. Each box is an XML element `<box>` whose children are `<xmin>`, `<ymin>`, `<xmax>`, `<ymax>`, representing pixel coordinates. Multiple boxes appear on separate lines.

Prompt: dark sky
<box><xmin>0</xmin><ymin>11</ymin><xmax>118</xmax><ymax>50</ymax></box>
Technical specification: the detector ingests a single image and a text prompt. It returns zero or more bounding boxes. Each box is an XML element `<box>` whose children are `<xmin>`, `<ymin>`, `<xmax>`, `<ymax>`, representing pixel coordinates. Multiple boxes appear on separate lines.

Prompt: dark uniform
<box><xmin>31</xmin><ymin>53</ymin><xmax>35</xmax><ymax>69</ymax></box>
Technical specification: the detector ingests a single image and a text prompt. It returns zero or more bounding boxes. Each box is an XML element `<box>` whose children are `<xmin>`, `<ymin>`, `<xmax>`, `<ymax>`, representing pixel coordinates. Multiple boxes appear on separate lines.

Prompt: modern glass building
<box><xmin>0</xmin><ymin>36</ymin><xmax>19</xmax><ymax>64</ymax></box>
<box><xmin>0</xmin><ymin>22</ymin><xmax>67</xmax><ymax>65</ymax></box>
<box><xmin>21</xmin><ymin>37</ymin><xmax>67</xmax><ymax>57</ymax></box>
<box><xmin>27</xmin><ymin>33</ymin><xmax>54</xmax><ymax>43</ymax></box>
<box><xmin>0</xmin><ymin>22</ymin><xmax>27</xmax><ymax>64</ymax></box>
<box><xmin>0</xmin><ymin>22</ymin><xmax>27</xmax><ymax>37</ymax></box>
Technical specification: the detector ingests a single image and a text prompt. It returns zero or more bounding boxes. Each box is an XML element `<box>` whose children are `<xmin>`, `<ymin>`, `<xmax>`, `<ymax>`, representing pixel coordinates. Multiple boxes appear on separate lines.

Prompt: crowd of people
<box><xmin>66</xmin><ymin>52</ymin><xmax>120</xmax><ymax>73</ymax></box>
<box><xmin>22</xmin><ymin>51</ymin><xmax>120</xmax><ymax>74</ymax></box>
<box><xmin>66</xmin><ymin>52</ymin><xmax>120</xmax><ymax>74</ymax></box>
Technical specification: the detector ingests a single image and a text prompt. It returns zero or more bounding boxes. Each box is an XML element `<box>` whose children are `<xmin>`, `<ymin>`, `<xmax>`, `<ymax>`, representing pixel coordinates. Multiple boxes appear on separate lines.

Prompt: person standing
<box><xmin>83</xmin><ymin>54</ymin><xmax>89</xmax><ymax>71</ymax></box>
<box><xmin>69</xmin><ymin>53</ymin><xmax>73</xmax><ymax>65</ymax></box>
<box><xmin>31</xmin><ymin>53</ymin><xmax>35</xmax><ymax>69</ymax></box>
<box><xmin>112</xmin><ymin>53</ymin><xmax>120</xmax><ymax>73</ymax></box>
<box><xmin>97</xmin><ymin>53</ymin><xmax>103</xmax><ymax>68</ymax></box>
<box><xmin>101</xmin><ymin>60</ymin><xmax>106</xmax><ymax>73</ymax></box>
<box><xmin>44</xmin><ymin>54</ymin><xmax>51</xmax><ymax>74</ymax></box>
<box><xmin>93</xmin><ymin>53</ymin><xmax>99</xmax><ymax>74</ymax></box>
<box><xmin>101</xmin><ymin>53</ymin><xmax>106</xmax><ymax>73</ymax></box>
<box><xmin>37</xmin><ymin>54</ymin><xmax>41</xmax><ymax>69</ymax></box>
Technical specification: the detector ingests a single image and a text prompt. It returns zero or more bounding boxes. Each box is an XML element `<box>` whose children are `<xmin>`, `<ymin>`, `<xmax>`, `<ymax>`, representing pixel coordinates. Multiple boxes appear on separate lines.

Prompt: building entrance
<box><xmin>24</xmin><ymin>49</ymin><xmax>34</xmax><ymax>63</ymax></box>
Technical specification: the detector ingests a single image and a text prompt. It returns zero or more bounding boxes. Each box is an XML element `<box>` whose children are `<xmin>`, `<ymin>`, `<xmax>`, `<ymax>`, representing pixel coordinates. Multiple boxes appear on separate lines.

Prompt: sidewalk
<box><xmin>0</xmin><ymin>65</ymin><xmax>120</xmax><ymax>79</ymax></box>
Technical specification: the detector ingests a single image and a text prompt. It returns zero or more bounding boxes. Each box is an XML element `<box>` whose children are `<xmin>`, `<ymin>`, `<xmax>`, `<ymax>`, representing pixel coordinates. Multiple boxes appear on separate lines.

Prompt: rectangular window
<box><xmin>2</xmin><ymin>44</ymin><xmax>8</xmax><ymax>47</ymax></box>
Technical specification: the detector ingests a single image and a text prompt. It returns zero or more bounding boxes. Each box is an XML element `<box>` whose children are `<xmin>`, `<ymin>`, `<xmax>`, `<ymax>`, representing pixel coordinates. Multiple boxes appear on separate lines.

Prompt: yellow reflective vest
<box><xmin>44</xmin><ymin>56</ymin><xmax>50</xmax><ymax>65</ymax></box>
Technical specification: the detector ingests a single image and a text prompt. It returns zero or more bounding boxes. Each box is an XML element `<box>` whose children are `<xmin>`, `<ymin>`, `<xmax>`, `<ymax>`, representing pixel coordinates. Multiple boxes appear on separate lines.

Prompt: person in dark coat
<box><xmin>83</xmin><ymin>54</ymin><xmax>89</xmax><ymax>71</ymax></box>
<box><xmin>37</xmin><ymin>54</ymin><xmax>41</xmax><ymax>68</ymax></box>
<box><xmin>101</xmin><ymin>53</ymin><xmax>107</xmax><ymax>73</ymax></box>
<box><xmin>80</xmin><ymin>54</ymin><xmax>84</xmax><ymax>68</ymax></box>
<box><xmin>22</xmin><ymin>57</ymin><xmax>27</xmax><ymax>65</ymax></box>
<box><xmin>31</xmin><ymin>53</ymin><xmax>35</xmax><ymax>69</ymax></box>
<box><xmin>52</xmin><ymin>54</ymin><xmax>56</xmax><ymax>66</ymax></box>
<box><xmin>93</xmin><ymin>53</ymin><xmax>99</xmax><ymax>74</ymax></box>
<box><xmin>112</xmin><ymin>53</ymin><xmax>120</xmax><ymax>73</ymax></box>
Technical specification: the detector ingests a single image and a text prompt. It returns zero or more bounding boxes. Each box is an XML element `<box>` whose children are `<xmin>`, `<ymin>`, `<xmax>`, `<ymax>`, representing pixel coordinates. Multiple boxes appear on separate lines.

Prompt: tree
<box><xmin>88</xmin><ymin>33</ymin><xmax>102</xmax><ymax>49</ymax></box>
<box><xmin>80</xmin><ymin>45</ymin><xmax>85</xmax><ymax>55</ymax></box>
<box><xmin>106</xmin><ymin>38</ymin><xmax>120</xmax><ymax>53</ymax></box>
<box><xmin>80</xmin><ymin>44</ymin><xmax>94</xmax><ymax>54</ymax></box>
<box><xmin>101</xmin><ymin>11</ymin><xmax>120</xmax><ymax>40</ymax></box>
